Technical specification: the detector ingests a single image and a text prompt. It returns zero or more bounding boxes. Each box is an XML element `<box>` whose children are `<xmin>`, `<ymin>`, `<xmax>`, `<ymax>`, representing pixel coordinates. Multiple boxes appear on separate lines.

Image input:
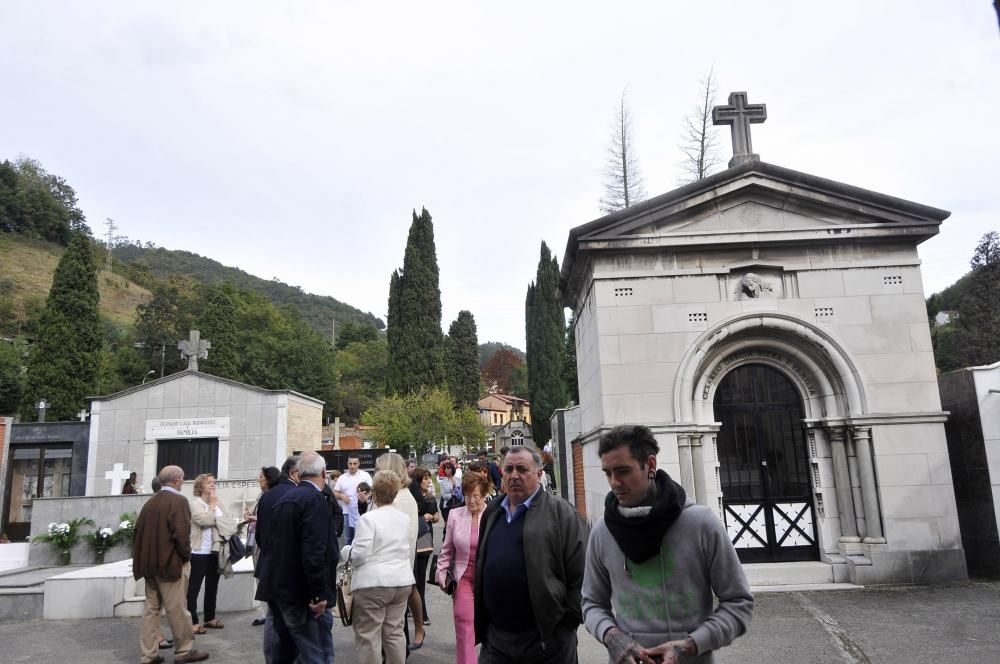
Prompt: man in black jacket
<box><xmin>475</xmin><ymin>446</ymin><xmax>589</xmax><ymax>664</ymax></box>
<box><xmin>257</xmin><ymin>452</ymin><xmax>339</xmax><ymax>664</ymax></box>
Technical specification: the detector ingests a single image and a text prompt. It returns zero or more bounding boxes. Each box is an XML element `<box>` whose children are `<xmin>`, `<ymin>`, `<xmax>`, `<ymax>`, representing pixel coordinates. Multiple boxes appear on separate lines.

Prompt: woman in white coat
<box><xmin>340</xmin><ymin>469</ymin><xmax>415</xmax><ymax>664</ymax></box>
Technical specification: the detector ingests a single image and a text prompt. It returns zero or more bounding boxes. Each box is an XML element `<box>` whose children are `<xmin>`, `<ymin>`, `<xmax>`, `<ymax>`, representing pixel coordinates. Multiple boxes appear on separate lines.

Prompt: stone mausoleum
<box><xmin>85</xmin><ymin>369</ymin><xmax>324</xmax><ymax>504</ymax></box>
<box><xmin>560</xmin><ymin>92</ymin><xmax>966</xmax><ymax>585</ymax></box>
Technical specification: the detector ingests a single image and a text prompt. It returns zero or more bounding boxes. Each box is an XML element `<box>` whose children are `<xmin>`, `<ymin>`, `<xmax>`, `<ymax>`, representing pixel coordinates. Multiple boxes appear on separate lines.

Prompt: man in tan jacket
<box><xmin>133</xmin><ymin>465</ymin><xmax>209</xmax><ymax>664</ymax></box>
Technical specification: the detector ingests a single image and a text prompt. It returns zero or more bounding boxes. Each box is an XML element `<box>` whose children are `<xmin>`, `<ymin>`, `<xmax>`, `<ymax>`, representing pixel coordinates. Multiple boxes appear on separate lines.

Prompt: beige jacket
<box><xmin>189</xmin><ymin>497</ymin><xmax>237</xmax><ymax>578</ymax></box>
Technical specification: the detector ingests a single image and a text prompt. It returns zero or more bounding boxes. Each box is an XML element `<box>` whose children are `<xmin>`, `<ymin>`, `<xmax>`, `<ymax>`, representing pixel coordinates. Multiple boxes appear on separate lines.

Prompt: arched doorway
<box><xmin>714</xmin><ymin>363</ymin><xmax>818</xmax><ymax>563</ymax></box>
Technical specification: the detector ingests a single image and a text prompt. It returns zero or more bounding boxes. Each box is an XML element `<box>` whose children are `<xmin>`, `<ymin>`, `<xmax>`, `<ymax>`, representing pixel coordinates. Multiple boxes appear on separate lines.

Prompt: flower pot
<box><xmin>57</xmin><ymin>549</ymin><xmax>71</xmax><ymax>566</ymax></box>
<box><xmin>95</xmin><ymin>551</ymin><xmax>105</xmax><ymax>565</ymax></box>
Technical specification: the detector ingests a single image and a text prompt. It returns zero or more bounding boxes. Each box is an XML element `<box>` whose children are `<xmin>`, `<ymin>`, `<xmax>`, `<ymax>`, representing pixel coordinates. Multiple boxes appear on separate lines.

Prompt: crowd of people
<box><xmin>132</xmin><ymin>425</ymin><xmax>754</xmax><ymax>664</ymax></box>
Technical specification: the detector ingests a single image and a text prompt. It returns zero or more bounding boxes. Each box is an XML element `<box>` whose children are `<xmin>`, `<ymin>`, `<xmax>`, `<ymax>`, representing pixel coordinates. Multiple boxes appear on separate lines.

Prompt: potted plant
<box><xmin>32</xmin><ymin>518</ymin><xmax>94</xmax><ymax>566</ymax></box>
<box><xmin>117</xmin><ymin>512</ymin><xmax>137</xmax><ymax>546</ymax></box>
<box><xmin>83</xmin><ymin>526</ymin><xmax>117</xmax><ymax>564</ymax></box>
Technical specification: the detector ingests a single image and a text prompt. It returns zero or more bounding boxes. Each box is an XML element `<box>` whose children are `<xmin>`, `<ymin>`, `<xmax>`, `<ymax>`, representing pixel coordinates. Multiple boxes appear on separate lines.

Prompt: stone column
<box><xmin>852</xmin><ymin>426</ymin><xmax>886</xmax><ymax>543</ymax></box>
<box><xmin>676</xmin><ymin>434</ymin><xmax>696</xmax><ymax>501</ymax></box>
<box><xmin>828</xmin><ymin>426</ymin><xmax>860</xmax><ymax>542</ymax></box>
<box><xmin>690</xmin><ymin>434</ymin><xmax>708</xmax><ymax>506</ymax></box>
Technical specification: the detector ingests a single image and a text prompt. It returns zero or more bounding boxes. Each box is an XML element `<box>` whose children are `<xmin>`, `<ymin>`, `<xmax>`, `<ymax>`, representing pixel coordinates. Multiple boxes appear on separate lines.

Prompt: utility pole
<box><xmin>104</xmin><ymin>218</ymin><xmax>117</xmax><ymax>273</ymax></box>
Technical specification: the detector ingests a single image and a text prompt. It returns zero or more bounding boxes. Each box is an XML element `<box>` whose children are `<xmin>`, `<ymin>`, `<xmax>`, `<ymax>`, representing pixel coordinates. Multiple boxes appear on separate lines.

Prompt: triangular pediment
<box><xmin>572</xmin><ymin>160</ymin><xmax>949</xmax><ymax>244</ymax></box>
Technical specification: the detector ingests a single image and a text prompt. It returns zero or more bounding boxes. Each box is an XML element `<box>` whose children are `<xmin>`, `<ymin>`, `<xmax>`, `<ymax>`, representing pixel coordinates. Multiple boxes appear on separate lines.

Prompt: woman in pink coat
<box><xmin>435</xmin><ymin>471</ymin><xmax>491</xmax><ymax>664</ymax></box>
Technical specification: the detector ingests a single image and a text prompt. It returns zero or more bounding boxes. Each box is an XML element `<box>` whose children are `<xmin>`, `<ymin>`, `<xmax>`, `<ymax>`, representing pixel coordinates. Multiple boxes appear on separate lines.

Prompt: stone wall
<box><xmin>286</xmin><ymin>395</ymin><xmax>323</xmax><ymax>457</ymax></box>
<box><xmin>28</xmin><ymin>494</ymin><xmax>149</xmax><ymax>566</ymax></box>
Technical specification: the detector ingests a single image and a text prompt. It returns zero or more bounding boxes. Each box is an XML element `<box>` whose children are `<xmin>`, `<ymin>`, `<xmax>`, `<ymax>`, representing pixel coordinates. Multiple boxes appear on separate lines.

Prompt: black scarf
<box><xmin>603</xmin><ymin>469</ymin><xmax>686</xmax><ymax>563</ymax></box>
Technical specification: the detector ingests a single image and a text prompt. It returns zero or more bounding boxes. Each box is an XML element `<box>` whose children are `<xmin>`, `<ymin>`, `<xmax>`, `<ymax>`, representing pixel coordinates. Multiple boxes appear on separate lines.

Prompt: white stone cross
<box><xmin>77</xmin><ymin>409</ymin><xmax>88</xmax><ymax>422</ymax></box>
<box><xmin>105</xmin><ymin>463</ymin><xmax>131</xmax><ymax>496</ymax></box>
<box><xmin>712</xmin><ymin>91</ymin><xmax>767</xmax><ymax>168</ymax></box>
<box><xmin>178</xmin><ymin>329</ymin><xmax>211</xmax><ymax>371</ymax></box>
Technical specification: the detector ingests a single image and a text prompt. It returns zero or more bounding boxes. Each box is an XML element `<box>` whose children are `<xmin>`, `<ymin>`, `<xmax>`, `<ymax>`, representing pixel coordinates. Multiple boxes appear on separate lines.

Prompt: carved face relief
<box><xmin>739</xmin><ymin>272</ymin><xmax>773</xmax><ymax>298</ymax></box>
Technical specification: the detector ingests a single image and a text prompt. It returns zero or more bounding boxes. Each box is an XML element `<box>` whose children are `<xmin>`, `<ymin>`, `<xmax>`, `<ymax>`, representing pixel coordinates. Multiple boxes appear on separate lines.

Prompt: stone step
<box><xmin>751</xmin><ymin>582</ymin><xmax>863</xmax><ymax>593</ymax></box>
<box><xmin>114</xmin><ymin>595</ymin><xmax>145</xmax><ymax>618</ymax></box>
<box><xmin>742</xmin><ymin>561</ymin><xmax>837</xmax><ymax>586</ymax></box>
<box><xmin>0</xmin><ymin>586</ymin><xmax>44</xmax><ymax>622</ymax></box>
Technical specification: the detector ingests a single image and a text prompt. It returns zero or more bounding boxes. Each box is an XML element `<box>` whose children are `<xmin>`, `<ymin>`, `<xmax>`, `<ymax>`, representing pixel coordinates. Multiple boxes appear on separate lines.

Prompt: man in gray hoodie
<box><xmin>582</xmin><ymin>425</ymin><xmax>753</xmax><ymax>663</ymax></box>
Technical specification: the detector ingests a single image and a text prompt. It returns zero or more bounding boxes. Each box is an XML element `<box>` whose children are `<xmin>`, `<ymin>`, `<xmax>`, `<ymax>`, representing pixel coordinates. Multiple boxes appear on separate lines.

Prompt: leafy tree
<box><xmin>333</xmin><ymin>336</ymin><xmax>388</xmax><ymax>423</ymax></box>
<box><xmin>599</xmin><ymin>89</ymin><xmax>647</xmax><ymax>215</ymax></box>
<box><xmin>335</xmin><ymin>320</ymin><xmax>380</xmax><ymax>350</ymax></box>
<box><xmin>679</xmin><ymin>67</ymin><xmax>722</xmax><ymax>182</ymax></box>
<box><xmin>481</xmin><ymin>348</ymin><xmax>525</xmax><ymax>395</ymax></box>
<box><xmin>133</xmin><ymin>277</ymin><xmax>199</xmax><ymax>377</ymax></box>
<box><xmin>0</xmin><ymin>338</ymin><xmax>25</xmax><ymax>415</ymax></box>
<box><xmin>363</xmin><ymin>386</ymin><xmax>485</xmax><ymax>457</ymax></box>
<box><xmin>524</xmin><ymin>242</ymin><xmax>567</xmax><ymax>444</ymax></box>
<box><xmin>445</xmin><ymin>310</ymin><xmax>480</xmax><ymax>407</ymax></box>
<box><xmin>971</xmin><ymin>231</ymin><xmax>1000</xmax><ymax>270</ymax></box>
<box><xmin>564</xmin><ymin>313</ymin><xmax>579</xmax><ymax>405</ymax></box>
<box><xmin>20</xmin><ymin>233</ymin><xmax>102</xmax><ymax>420</ymax></box>
<box><xmin>0</xmin><ymin>157</ymin><xmax>87</xmax><ymax>245</ymax></box>
<box><xmin>509</xmin><ymin>363</ymin><xmax>529</xmax><ymax>398</ymax></box>
<box><xmin>477</xmin><ymin>341</ymin><xmax>524</xmax><ymax>368</ymax></box>
<box><xmin>385</xmin><ymin>208</ymin><xmax>445</xmax><ymax>395</ymax></box>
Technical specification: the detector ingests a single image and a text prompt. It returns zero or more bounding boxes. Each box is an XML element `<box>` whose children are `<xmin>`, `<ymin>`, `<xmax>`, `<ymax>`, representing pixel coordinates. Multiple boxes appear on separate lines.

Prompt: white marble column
<box><xmin>690</xmin><ymin>434</ymin><xmax>708</xmax><ymax>506</ymax></box>
<box><xmin>677</xmin><ymin>434</ymin><xmax>696</xmax><ymax>500</ymax></box>
<box><xmin>828</xmin><ymin>426</ymin><xmax>861</xmax><ymax>543</ymax></box>
<box><xmin>852</xmin><ymin>426</ymin><xmax>886</xmax><ymax>543</ymax></box>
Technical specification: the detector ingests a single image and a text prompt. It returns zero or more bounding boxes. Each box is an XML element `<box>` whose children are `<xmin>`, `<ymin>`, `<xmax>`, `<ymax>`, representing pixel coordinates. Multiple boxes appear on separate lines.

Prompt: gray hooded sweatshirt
<box><xmin>582</xmin><ymin>498</ymin><xmax>753</xmax><ymax>662</ymax></box>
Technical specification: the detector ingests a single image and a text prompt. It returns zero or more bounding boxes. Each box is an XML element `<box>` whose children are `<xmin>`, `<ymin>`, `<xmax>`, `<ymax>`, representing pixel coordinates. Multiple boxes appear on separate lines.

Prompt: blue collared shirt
<box><xmin>500</xmin><ymin>485</ymin><xmax>543</xmax><ymax>524</ymax></box>
<box><xmin>161</xmin><ymin>486</ymin><xmax>180</xmax><ymax>495</ymax></box>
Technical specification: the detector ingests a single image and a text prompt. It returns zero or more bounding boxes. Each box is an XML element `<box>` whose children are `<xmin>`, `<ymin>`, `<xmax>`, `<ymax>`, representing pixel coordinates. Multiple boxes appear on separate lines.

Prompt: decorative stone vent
<box><xmin>689</xmin><ymin>312</ymin><xmax>708</xmax><ymax>323</ymax></box>
<box><xmin>814</xmin><ymin>307</ymin><xmax>834</xmax><ymax>319</ymax></box>
<box><xmin>883</xmin><ymin>275</ymin><xmax>902</xmax><ymax>286</ymax></box>
<box><xmin>614</xmin><ymin>287</ymin><xmax>633</xmax><ymax>298</ymax></box>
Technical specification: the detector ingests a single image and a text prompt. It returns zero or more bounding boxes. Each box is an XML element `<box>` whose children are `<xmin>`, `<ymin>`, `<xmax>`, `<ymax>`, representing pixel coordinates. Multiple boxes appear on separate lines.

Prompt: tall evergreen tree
<box><xmin>19</xmin><ymin>233</ymin><xmax>102</xmax><ymax>420</ymax></box>
<box><xmin>563</xmin><ymin>313</ymin><xmax>579</xmax><ymax>405</ymax></box>
<box><xmin>524</xmin><ymin>242</ymin><xmax>566</xmax><ymax>444</ymax></box>
<box><xmin>0</xmin><ymin>339</ymin><xmax>25</xmax><ymax>415</ymax></box>
<box><xmin>385</xmin><ymin>208</ymin><xmax>445</xmax><ymax>395</ymax></box>
<box><xmin>445</xmin><ymin>310</ymin><xmax>480</xmax><ymax>407</ymax></box>
<box><xmin>385</xmin><ymin>269</ymin><xmax>403</xmax><ymax>393</ymax></box>
<box><xmin>197</xmin><ymin>282</ymin><xmax>241</xmax><ymax>380</ymax></box>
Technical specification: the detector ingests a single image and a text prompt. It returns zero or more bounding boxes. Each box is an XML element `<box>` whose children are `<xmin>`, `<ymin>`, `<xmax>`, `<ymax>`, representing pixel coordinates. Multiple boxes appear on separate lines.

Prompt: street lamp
<box><xmin>142</xmin><ymin>370</ymin><xmax>156</xmax><ymax>385</ymax></box>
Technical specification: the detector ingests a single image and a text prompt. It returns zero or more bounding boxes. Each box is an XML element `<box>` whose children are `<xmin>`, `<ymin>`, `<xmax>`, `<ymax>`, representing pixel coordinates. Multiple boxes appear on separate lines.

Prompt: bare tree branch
<box><xmin>678</xmin><ymin>67</ymin><xmax>721</xmax><ymax>183</ymax></box>
<box><xmin>599</xmin><ymin>88</ymin><xmax>647</xmax><ymax>215</ymax></box>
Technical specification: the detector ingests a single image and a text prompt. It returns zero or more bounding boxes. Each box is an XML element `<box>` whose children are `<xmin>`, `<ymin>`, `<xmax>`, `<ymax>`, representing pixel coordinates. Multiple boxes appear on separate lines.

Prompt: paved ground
<box><xmin>2</xmin><ymin>579</ymin><xmax>999</xmax><ymax>663</ymax></box>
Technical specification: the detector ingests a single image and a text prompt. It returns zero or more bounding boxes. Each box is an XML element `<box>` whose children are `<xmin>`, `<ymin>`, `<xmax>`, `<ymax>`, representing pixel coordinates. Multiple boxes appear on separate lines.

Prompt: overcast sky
<box><xmin>1</xmin><ymin>2</ymin><xmax>997</xmax><ymax>349</ymax></box>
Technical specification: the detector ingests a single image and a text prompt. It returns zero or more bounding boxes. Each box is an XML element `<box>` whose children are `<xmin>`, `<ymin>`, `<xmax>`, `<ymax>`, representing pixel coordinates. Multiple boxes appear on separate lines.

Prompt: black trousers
<box><xmin>413</xmin><ymin>550</ymin><xmax>431</xmax><ymax>620</ymax></box>
<box><xmin>479</xmin><ymin>623</ymin><xmax>578</xmax><ymax>664</ymax></box>
<box><xmin>187</xmin><ymin>552</ymin><xmax>220</xmax><ymax>625</ymax></box>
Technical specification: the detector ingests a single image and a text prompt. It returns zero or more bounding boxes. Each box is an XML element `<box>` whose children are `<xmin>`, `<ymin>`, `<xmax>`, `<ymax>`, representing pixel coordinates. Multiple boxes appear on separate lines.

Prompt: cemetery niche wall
<box><xmin>559</xmin><ymin>92</ymin><xmax>966</xmax><ymax>585</ymax></box>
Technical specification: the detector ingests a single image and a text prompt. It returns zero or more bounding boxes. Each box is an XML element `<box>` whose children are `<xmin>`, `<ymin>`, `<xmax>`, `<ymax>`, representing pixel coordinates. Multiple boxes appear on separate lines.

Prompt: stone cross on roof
<box><xmin>178</xmin><ymin>329</ymin><xmax>211</xmax><ymax>372</ymax></box>
<box><xmin>712</xmin><ymin>91</ymin><xmax>767</xmax><ymax>168</ymax></box>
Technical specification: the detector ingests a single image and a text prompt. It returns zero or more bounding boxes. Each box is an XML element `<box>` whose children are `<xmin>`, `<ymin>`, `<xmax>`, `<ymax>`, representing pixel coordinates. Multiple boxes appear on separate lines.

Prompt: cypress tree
<box><xmin>197</xmin><ymin>283</ymin><xmax>242</xmax><ymax>380</ymax></box>
<box><xmin>385</xmin><ymin>208</ymin><xmax>445</xmax><ymax>394</ymax></box>
<box><xmin>524</xmin><ymin>242</ymin><xmax>566</xmax><ymax>444</ymax></box>
<box><xmin>20</xmin><ymin>233</ymin><xmax>102</xmax><ymax>420</ymax></box>
<box><xmin>445</xmin><ymin>310</ymin><xmax>481</xmax><ymax>407</ymax></box>
<box><xmin>385</xmin><ymin>268</ymin><xmax>403</xmax><ymax>393</ymax></box>
<box><xmin>564</xmin><ymin>313</ymin><xmax>579</xmax><ymax>405</ymax></box>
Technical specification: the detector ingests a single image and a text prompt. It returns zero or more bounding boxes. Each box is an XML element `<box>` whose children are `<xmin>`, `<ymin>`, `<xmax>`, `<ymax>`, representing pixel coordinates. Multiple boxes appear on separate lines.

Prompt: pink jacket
<box><xmin>435</xmin><ymin>506</ymin><xmax>478</xmax><ymax>587</ymax></box>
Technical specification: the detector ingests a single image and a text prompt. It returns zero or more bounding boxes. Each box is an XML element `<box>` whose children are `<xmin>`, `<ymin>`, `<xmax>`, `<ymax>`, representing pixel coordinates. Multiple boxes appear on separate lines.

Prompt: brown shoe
<box><xmin>175</xmin><ymin>650</ymin><xmax>209</xmax><ymax>664</ymax></box>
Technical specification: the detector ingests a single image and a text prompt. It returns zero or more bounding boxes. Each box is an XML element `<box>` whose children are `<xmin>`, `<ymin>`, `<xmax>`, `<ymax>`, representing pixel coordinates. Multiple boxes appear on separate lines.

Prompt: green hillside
<box><xmin>112</xmin><ymin>243</ymin><xmax>384</xmax><ymax>336</ymax></box>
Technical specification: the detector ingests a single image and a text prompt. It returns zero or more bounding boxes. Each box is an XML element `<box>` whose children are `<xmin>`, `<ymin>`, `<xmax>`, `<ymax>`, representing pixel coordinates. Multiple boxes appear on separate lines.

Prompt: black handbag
<box><xmin>227</xmin><ymin>535</ymin><xmax>249</xmax><ymax>564</ymax></box>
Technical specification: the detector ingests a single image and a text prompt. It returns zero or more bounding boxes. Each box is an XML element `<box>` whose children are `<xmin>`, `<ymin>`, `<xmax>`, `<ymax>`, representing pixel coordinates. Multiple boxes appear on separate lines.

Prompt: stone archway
<box><xmin>671</xmin><ymin>313</ymin><xmax>884</xmax><ymax>557</ymax></box>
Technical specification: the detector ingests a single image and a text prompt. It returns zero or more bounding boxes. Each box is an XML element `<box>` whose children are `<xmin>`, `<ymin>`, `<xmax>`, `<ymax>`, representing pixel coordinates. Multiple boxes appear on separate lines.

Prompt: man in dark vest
<box><xmin>133</xmin><ymin>465</ymin><xmax>209</xmax><ymax>664</ymax></box>
<box><xmin>474</xmin><ymin>446</ymin><xmax>588</xmax><ymax>663</ymax></box>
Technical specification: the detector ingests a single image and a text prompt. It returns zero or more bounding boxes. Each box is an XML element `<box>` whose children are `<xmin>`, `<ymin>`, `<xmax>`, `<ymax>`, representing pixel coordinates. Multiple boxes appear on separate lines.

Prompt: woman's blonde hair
<box><xmin>372</xmin><ymin>469</ymin><xmax>402</xmax><ymax>507</ymax></box>
<box><xmin>374</xmin><ymin>452</ymin><xmax>410</xmax><ymax>487</ymax></box>
<box><xmin>192</xmin><ymin>473</ymin><xmax>215</xmax><ymax>497</ymax></box>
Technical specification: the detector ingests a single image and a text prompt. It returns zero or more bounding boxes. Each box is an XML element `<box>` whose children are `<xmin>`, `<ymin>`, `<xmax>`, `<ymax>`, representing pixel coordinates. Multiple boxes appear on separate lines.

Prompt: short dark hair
<box><xmin>347</xmin><ymin>454</ymin><xmax>361</xmax><ymax>462</ymax></box>
<box><xmin>357</xmin><ymin>482</ymin><xmax>371</xmax><ymax>493</ymax></box>
<box><xmin>598</xmin><ymin>425</ymin><xmax>660</xmax><ymax>466</ymax></box>
<box><xmin>477</xmin><ymin>450</ymin><xmax>487</xmax><ymax>458</ymax></box>
<box><xmin>281</xmin><ymin>455</ymin><xmax>299</xmax><ymax>476</ymax></box>
<box><xmin>499</xmin><ymin>446</ymin><xmax>510</xmax><ymax>455</ymax></box>
<box><xmin>260</xmin><ymin>466</ymin><xmax>280</xmax><ymax>489</ymax></box>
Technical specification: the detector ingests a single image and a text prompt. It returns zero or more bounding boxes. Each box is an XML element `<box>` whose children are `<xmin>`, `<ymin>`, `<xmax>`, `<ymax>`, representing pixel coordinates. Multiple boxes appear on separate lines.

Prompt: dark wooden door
<box><xmin>714</xmin><ymin>364</ymin><xmax>818</xmax><ymax>563</ymax></box>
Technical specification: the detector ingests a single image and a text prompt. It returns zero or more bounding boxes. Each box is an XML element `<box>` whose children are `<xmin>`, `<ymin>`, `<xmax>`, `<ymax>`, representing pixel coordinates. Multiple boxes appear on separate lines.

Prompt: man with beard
<box><xmin>582</xmin><ymin>425</ymin><xmax>753</xmax><ymax>664</ymax></box>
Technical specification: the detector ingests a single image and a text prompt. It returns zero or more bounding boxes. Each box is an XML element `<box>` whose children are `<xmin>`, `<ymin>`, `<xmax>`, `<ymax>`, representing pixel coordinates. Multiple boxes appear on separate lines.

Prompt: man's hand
<box><xmin>640</xmin><ymin>637</ymin><xmax>697</xmax><ymax>664</ymax></box>
<box><xmin>308</xmin><ymin>599</ymin><xmax>327</xmax><ymax>616</ymax></box>
<box><xmin>604</xmin><ymin>627</ymin><xmax>646</xmax><ymax>664</ymax></box>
